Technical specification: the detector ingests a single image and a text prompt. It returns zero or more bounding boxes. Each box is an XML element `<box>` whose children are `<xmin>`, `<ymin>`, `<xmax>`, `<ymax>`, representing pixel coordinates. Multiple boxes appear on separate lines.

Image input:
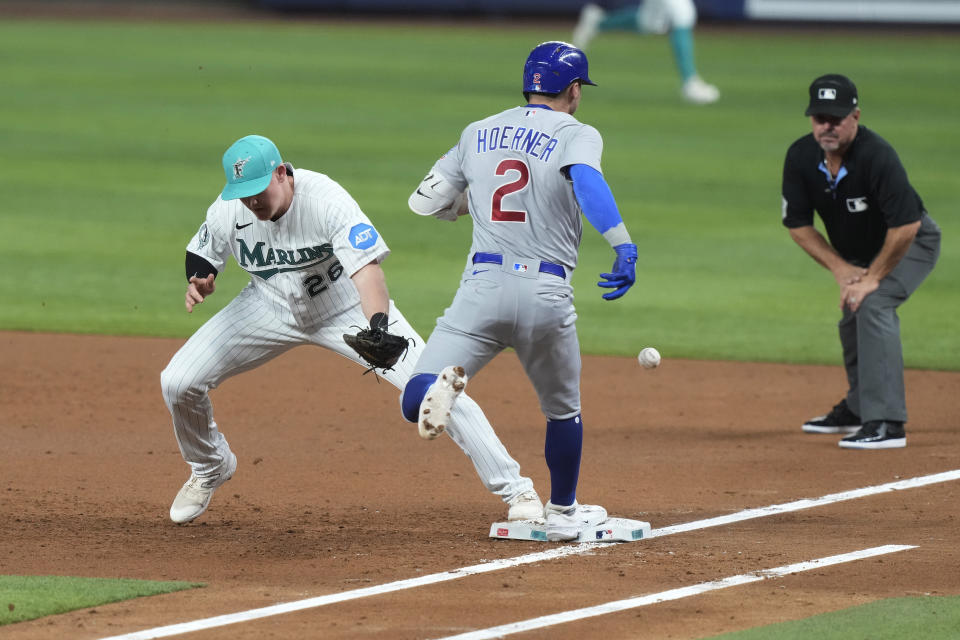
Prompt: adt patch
<box><xmin>349</xmin><ymin>223</ymin><xmax>378</xmax><ymax>250</ymax></box>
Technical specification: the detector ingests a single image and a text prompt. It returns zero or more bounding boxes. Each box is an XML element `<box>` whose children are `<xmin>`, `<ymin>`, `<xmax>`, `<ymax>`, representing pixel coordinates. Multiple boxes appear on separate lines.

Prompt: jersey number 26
<box><xmin>302</xmin><ymin>260</ymin><xmax>344</xmax><ymax>298</ymax></box>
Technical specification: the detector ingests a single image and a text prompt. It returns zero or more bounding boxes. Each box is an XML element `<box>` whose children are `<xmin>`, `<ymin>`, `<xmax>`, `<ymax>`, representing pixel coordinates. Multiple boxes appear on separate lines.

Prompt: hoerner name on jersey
<box><xmin>476</xmin><ymin>126</ymin><xmax>559</xmax><ymax>162</ymax></box>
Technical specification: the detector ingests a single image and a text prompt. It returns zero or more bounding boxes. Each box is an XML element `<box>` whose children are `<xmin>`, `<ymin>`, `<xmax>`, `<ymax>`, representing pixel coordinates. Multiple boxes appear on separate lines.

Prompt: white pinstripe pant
<box><xmin>160</xmin><ymin>284</ymin><xmax>534</xmax><ymax>503</ymax></box>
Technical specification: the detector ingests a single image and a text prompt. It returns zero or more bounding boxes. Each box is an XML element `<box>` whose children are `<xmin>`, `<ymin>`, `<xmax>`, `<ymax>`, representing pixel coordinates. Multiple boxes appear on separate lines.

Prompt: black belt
<box><xmin>472</xmin><ymin>252</ymin><xmax>566</xmax><ymax>278</ymax></box>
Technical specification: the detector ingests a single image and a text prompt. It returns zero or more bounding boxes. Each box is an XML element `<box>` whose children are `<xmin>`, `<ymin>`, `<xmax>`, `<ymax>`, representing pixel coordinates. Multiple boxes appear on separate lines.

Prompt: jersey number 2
<box><xmin>491</xmin><ymin>159</ymin><xmax>529</xmax><ymax>223</ymax></box>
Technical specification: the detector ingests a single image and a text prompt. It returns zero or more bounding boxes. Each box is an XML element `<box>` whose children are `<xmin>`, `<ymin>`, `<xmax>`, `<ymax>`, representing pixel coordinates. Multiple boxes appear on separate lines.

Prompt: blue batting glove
<box><xmin>597</xmin><ymin>242</ymin><xmax>637</xmax><ymax>301</ymax></box>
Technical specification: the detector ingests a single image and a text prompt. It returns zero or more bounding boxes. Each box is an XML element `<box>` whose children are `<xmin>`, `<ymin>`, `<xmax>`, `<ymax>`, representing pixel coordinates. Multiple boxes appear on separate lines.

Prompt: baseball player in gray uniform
<box><xmin>161</xmin><ymin>134</ymin><xmax>542</xmax><ymax>524</ymax></box>
<box><xmin>401</xmin><ymin>42</ymin><xmax>639</xmax><ymax>542</ymax></box>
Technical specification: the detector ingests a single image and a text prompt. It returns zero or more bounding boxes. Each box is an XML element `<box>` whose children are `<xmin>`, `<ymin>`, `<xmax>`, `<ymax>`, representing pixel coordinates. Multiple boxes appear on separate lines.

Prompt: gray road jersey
<box><xmin>434</xmin><ymin>105</ymin><xmax>603</xmax><ymax>270</ymax></box>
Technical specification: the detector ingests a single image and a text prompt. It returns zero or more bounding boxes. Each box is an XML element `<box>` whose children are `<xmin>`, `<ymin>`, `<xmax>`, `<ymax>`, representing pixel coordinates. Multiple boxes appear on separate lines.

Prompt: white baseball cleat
<box><xmin>507</xmin><ymin>490</ymin><xmax>544</xmax><ymax>521</ymax></box>
<box><xmin>418</xmin><ymin>365</ymin><xmax>467</xmax><ymax>440</ymax></box>
<box><xmin>545</xmin><ymin>501</ymin><xmax>608</xmax><ymax>542</ymax></box>
<box><xmin>169</xmin><ymin>452</ymin><xmax>237</xmax><ymax>524</ymax></box>
<box><xmin>572</xmin><ymin>3</ymin><xmax>605</xmax><ymax>50</ymax></box>
<box><xmin>682</xmin><ymin>75</ymin><xmax>720</xmax><ymax>105</ymax></box>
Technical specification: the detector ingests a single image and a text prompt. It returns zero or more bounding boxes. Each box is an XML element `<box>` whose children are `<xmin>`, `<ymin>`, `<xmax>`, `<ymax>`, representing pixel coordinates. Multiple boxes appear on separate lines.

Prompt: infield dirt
<box><xmin>2</xmin><ymin>331</ymin><xmax>959</xmax><ymax>639</ymax></box>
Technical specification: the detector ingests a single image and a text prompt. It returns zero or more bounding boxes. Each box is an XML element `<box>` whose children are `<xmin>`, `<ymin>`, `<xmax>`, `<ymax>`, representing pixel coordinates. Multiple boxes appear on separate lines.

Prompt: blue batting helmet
<box><xmin>522</xmin><ymin>41</ymin><xmax>596</xmax><ymax>95</ymax></box>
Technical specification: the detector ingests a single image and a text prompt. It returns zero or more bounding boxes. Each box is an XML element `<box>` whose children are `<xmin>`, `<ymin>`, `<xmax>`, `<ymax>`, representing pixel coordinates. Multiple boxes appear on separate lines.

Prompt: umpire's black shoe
<box><xmin>802</xmin><ymin>399</ymin><xmax>861</xmax><ymax>434</ymax></box>
<box><xmin>839</xmin><ymin>420</ymin><xmax>906</xmax><ymax>450</ymax></box>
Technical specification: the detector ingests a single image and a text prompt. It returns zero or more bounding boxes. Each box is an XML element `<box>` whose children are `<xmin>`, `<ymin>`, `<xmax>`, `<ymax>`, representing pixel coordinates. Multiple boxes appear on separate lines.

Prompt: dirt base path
<box><xmin>2</xmin><ymin>331</ymin><xmax>958</xmax><ymax>639</ymax></box>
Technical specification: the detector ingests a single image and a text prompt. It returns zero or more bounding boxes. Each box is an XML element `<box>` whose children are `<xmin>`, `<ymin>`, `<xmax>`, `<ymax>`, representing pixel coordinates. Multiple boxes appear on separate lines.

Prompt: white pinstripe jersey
<box><xmin>434</xmin><ymin>105</ymin><xmax>603</xmax><ymax>270</ymax></box>
<box><xmin>186</xmin><ymin>168</ymin><xmax>389</xmax><ymax>328</ymax></box>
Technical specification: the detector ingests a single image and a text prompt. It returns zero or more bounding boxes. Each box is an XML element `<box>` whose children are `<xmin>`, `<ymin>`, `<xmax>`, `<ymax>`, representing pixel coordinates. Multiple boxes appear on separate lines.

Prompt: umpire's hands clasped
<box><xmin>832</xmin><ymin>262</ymin><xmax>871</xmax><ymax>313</ymax></box>
<box><xmin>598</xmin><ymin>242</ymin><xmax>638</xmax><ymax>300</ymax></box>
<box><xmin>840</xmin><ymin>275</ymin><xmax>878</xmax><ymax>313</ymax></box>
<box><xmin>185</xmin><ymin>274</ymin><xmax>216</xmax><ymax>313</ymax></box>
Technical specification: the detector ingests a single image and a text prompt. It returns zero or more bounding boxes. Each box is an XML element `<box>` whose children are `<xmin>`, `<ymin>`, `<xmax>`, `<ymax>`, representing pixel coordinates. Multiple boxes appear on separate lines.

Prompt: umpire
<box><xmin>781</xmin><ymin>73</ymin><xmax>941</xmax><ymax>450</ymax></box>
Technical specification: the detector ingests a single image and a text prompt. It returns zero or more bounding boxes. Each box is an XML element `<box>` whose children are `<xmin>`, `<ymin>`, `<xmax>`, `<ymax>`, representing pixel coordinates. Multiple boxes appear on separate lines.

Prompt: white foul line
<box><xmin>98</xmin><ymin>468</ymin><xmax>960</xmax><ymax>640</ymax></box>
<box><xmin>96</xmin><ymin>544</ymin><xmax>609</xmax><ymax>640</ymax></box>
<box><xmin>432</xmin><ymin>545</ymin><xmax>917</xmax><ymax>640</ymax></box>
<box><xmin>649</xmin><ymin>468</ymin><xmax>960</xmax><ymax>537</ymax></box>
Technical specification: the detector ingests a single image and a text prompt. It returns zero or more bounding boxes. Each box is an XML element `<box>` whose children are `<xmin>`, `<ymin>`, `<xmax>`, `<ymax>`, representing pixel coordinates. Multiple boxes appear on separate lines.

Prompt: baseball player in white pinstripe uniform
<box><xmin>161</xmin><ymin>135</ymin><xmax>541</xmax><ymax>524</ymax></box>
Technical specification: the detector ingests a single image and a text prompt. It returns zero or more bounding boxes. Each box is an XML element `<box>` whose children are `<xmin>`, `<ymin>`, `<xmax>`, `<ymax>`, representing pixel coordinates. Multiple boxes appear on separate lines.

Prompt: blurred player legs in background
<box><xmin>573</xmin><ymin>0</ymin><xmax>720</xmax><ymax>104</ymax></box>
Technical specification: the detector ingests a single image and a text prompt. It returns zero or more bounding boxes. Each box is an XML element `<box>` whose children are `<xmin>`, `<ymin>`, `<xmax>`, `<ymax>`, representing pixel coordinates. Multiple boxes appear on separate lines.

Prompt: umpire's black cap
<box><xmin>805</xmin><ymin>74</ymin><xmax>859</xmax><ymax>117</ymax></box>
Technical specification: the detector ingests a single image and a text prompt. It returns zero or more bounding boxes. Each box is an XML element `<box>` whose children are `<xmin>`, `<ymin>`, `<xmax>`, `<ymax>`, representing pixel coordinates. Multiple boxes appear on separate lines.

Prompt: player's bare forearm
<box><xmin>350</xmin><ymin>262</ymin><xmax>390</xmax><ymax>323</ymax></box>
<box><xmin>185</xmin><ymin>274</ymin><xmax>216</xmax><ymax>313</ymax></box>
<box><xmin>789</xmin><ymin>225</ymin><xmax>865</xmax><ymax>285</ymax></box>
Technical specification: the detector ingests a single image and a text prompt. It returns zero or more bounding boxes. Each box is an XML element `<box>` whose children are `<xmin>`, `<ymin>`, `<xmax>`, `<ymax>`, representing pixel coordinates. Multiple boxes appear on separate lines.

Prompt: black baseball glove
<box><xmin>343</xmin><ymin>312</ymin><xmax>412</xmax><ymax>374</ymax></box>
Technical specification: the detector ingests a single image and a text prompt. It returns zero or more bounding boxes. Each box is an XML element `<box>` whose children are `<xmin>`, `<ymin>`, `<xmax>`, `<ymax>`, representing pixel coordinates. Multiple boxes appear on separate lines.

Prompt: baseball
<box><xmin>638</xmin><ymin>347</ymin><xmax>661</xmax><ymax>369</ymax></box>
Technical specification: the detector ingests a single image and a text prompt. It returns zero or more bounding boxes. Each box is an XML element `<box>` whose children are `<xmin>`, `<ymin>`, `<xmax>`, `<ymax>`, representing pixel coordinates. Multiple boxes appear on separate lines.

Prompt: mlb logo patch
<box><xmin>846</xmin><ymin>197</ymin><xmax>869</xmax><ymax>213</ymax></box>
<box><xmin>512</xmin><ymin>262</ymin><xmax>528</xmax><ymax>273</ymax></box>
<box><xmin>818</xmin><ymin>88</ymin><xmax>838</xmax><ymax>100</ymax></box>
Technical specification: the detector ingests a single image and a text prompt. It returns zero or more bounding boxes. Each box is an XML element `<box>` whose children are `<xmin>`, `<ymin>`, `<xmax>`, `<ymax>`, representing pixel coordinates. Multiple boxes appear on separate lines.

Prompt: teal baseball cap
<box><xmin>221</xmin><ymin>135</ymin><xmax>282</xmax><ymax>200</ymax></box>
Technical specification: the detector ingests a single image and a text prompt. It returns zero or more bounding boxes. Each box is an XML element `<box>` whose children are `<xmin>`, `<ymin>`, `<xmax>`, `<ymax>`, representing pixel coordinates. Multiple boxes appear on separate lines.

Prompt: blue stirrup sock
<box><xmin>545</xmin><ymin>415</ymin><xmax>583</xmax><ymax>507</ymax></box>
<box><xmin>669</xmin><ymin>27</ymin><xmax>698</xmax><ymax>82</ymax></box>
<box><xmin>401</xmin><ymin>373</ymin><xmax>437</xmax><ymax>423</ymax></box>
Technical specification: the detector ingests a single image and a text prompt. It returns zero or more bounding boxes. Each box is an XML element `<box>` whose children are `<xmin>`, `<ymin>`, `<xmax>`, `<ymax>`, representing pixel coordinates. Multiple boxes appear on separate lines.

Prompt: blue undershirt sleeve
<box><xmin>569</xmin><ymin>163</ymin><xmax>625</xmax><ymax>237</ymax></box>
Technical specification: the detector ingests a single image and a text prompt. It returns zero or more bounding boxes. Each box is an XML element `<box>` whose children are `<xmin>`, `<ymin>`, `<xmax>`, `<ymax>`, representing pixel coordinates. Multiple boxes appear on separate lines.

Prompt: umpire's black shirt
<box><xmin>781</xmin><ymin>125</ymin><xmax>926</xmax><ymax>267</ymax></box>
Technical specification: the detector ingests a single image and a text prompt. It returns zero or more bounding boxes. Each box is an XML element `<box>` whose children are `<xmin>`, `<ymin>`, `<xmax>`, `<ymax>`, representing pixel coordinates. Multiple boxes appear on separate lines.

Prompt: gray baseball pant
<box><xmin>840</xmin><ymin>215</ymin><xmax>941</xmax><ymax>423</ymax></box>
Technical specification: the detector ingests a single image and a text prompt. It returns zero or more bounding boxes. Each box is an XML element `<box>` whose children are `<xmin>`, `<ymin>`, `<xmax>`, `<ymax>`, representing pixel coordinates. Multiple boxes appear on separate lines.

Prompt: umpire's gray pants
<box><xmin>840</xmin><ymin>215</ymin><xmax>941</xmax><ymax>423</ymax></box>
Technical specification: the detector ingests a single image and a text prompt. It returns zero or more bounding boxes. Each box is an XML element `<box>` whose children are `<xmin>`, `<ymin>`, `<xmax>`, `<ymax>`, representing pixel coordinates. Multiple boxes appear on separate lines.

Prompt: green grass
<box><xmin>0</xmin><ymin>19</ymin><xmax>956</xmax><ymax>368</ymax></box>
<box><xmin>706</xmin><ymin>595</ymin><xmax>960</xmax><ymax>639</ymax></box>
<box><xmin>0</xmin><ymin>575</ymin><xmax>201</xmax><ymax>625</ymax></box>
